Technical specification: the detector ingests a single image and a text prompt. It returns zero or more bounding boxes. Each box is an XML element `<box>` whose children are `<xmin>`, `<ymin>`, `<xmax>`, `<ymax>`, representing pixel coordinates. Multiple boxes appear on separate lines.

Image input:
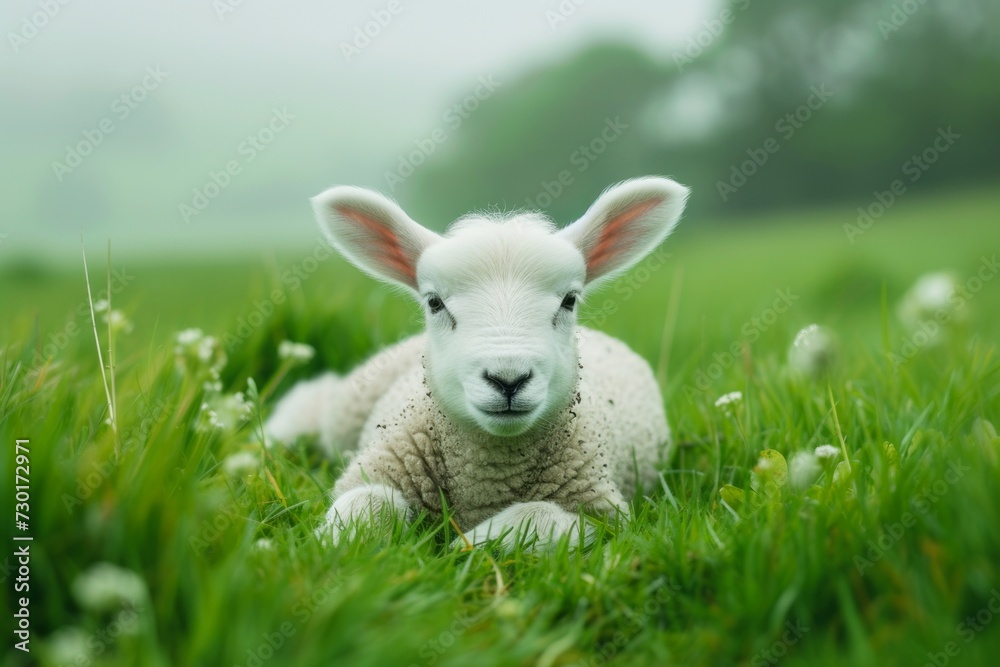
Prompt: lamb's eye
<box><xmin>427</xmin><ymin>296</ymin><xmax>445</xmax><ymax>314</ymax></box>
<box><xmin>560</xmin><ymin>293</ymin><xmax>577</xmax><ymax>311</ymax></box>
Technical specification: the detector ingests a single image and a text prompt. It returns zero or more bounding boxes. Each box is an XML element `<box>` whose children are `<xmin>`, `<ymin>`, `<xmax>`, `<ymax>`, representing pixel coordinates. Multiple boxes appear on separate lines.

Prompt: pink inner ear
<box><xmin>586</xmin><ymin>198</ymin><xmax>662</xmax><ymax>276</ymax></box>
<box><xmin>336</xmin><ymin>205</ymin><xmax>416</xmax><ymax>283</ymax></box>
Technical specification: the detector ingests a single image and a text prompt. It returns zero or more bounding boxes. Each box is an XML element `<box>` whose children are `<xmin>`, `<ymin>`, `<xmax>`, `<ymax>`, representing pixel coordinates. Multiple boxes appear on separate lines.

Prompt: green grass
<box><xmin>2</xmin><ymin>187</ymin><xmax>1000</xmax><ymax>666</ymax></box>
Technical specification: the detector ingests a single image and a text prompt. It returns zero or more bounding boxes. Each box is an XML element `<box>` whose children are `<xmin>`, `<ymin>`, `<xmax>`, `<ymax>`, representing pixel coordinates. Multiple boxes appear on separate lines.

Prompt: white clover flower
<box><xmin>788</xmin><ymin>324</ymin><xmax>837</xmax><ymax>377</ymax></box>
<box><xmin>223</xmin><ymin>451</ymin><xmax>259</xmax><ymax>476</ymax></box>
<box><xmin>93</xmin><ymin>299</ymin><xmax>110</xmax><ymax>314</ymax></box>
<box><xmin>788</xmin><ymin>451</ymin><xmax>822</xmax><ymax>490</ymax></box>
<box><xmin>45</xmin><ymin>627</ymin><xmax>90</xmax><ymax>664</ymax></box>
<box><xmin>898</xmin><ymin>272</ymin><xmax>964</xmax><ymax>337</ymax></box>
<box><xmin>814</xmin><ymin>444</ymin><xmax>841</xmax><ymax>460</ymax></box>
<box><xmin>278</xmin><ymin>340</ymin><xmax>316</xmax><ymax>364</ymax></box>
<box><xmin>72</xmin><ymin>563</ymin><xmax>148</xmax><ymax>612</ymax></box>
<box><xmin>102</xmin><ymin>310</ymin><xmax>134</xmax><ymax>335</ymax></box>
<box><xmin>714</xmin><ymin>391</ymin><xmax>743</xmax><ymax>409</ymax></box>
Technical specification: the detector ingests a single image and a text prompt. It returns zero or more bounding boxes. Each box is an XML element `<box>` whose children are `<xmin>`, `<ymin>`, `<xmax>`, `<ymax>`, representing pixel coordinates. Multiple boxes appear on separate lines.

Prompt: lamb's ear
<box><xmin>558</xmin><ymin>177</ymin><xmax>690</xmax><ymax>287</ymax></box>
<box><xmin>312</xmin><ymin>186</ymin><xmax>441</xmax><ymax>292</ymax></box>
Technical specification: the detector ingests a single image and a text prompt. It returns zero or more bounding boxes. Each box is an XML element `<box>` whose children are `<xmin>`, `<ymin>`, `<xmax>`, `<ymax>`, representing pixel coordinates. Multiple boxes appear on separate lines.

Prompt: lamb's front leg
<box><xmin>453</xmin><ymin>501</ymin><xmax>597</xmax><ymax>551</ymax></box>
<box><xmin>315</xmin><ymin>484</ymin><xmax>411</xmax><ymax>546</ymax></box>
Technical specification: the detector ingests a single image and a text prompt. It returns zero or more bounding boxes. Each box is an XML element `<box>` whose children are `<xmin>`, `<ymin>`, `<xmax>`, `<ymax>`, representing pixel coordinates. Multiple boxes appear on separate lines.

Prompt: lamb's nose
<box><xmin>483</xmin><ymin>370</ymin><xmax>532</xmax><ymax>400</ymax></box>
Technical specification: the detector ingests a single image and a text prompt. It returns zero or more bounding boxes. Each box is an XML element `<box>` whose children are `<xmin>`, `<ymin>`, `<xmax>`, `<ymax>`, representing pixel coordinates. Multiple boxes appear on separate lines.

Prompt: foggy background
<box><xmin>1</xmin><ymin>0</ymin><xmax>998</xmax><ymax>260</ymax></box>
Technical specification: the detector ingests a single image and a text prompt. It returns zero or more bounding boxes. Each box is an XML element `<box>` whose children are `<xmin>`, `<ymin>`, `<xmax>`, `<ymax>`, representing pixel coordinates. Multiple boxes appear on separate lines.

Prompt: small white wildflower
<box><xmin>197</xmin><ymin>336</ymin><xmax>218</xmax><ymax>362</ymax></box>
<box><xmin>278</xmin><ymin>340</ymin><xmax>316</xmax><ymax>364</ymax></box>
<box><xmin>72</xmin><ymin>563</ymin><xmax>148</xmax><ymax>612</ymax></box>
<box><xmin>45</xmin><ymin>628</ymin><xmax>90</xmax><ymax>664</ymax></box>
<box><xmin>908</xmin><ymin>273</ymin><xmax>957</xmax><ymax>312</ymax></box>
<box><xmin>788</xmin><ymin>452</ymin><xmax>822</xmax><ymax>490</ymax></box>
<box><xmin>898</xmin><ymin>272</ymin><xmax>964</xmax><ymax>337</ymax></box>
<box><xmin>102</xmin><ymin>310</ymin><xmax>134</xmax><ymax>335</ymax></box>
<box><xmin>223</xmin><ymin>451</ymin><xmax>259</xmax><ymax>476</ymax></box>
<box><xmin>93</xmin><ymin>299</ymin><xmax>110</xmax><ymax>314</ymax></box>
<box><xmin>814</xmin><ymin>444</ymin><xmax>841</xmax><ymax>460</ymax></box>
<box><xmin>788</xmin><ymin>324</ymin><xmax>837</xmax><ymax>377</ymax></box>
<box><xmin>714</xmin><ymin>391</ymin><xmax>743</xmax><ymax>409</ymax></box>
<box><xmin>203</xmin><ymin>380</ymin><xmax>223</xmax><ymax>393</ymax></box>
<box><xmin>252</xmin><ymin>538</ymin><xmax>274</xmax><ymax>552</ymax></box>
<box><xmin>176</xmin><ymin>328</ymin><xmax>204</xmax><ymax>346</ymax></box>
<box><xmin>176</xmin><ymin>328</ymin><xmax>228</xmax><ymax>375</ymax></box>
<box><xmin>200</xmin><ymin>392</ymin><xmax>254</xmax><ymax>433</ymax></box>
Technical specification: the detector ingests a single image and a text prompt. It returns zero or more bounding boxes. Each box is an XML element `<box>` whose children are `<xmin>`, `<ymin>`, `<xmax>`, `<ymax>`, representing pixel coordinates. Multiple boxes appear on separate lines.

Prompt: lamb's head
<box><xmin>313</xmin><ymin>177</ymin><xmax>690</xmax><ymax>437</ymax></box>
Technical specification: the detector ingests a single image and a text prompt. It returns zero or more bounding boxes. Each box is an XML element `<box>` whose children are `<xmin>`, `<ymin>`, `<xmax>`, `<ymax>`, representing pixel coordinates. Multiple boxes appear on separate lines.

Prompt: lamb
<box><xmin>265</xmin><ymin>176</ymin><xmax>691</xmax><ymax>548</ymax></box>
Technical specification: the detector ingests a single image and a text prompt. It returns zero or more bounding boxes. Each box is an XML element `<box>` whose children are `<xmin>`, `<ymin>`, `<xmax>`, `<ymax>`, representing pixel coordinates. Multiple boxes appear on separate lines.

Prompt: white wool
<box><xmin>266</xmin><ymin>176</ymin><xmax>691</xmax><ymax>548</ymax></box>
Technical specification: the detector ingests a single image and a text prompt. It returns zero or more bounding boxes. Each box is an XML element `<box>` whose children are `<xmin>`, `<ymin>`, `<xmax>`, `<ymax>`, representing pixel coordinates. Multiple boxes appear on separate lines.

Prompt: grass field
<box><xmin>2</xmin><ymin>187</ymin><xmax>1000</xmax><ymax>666</ymax></box>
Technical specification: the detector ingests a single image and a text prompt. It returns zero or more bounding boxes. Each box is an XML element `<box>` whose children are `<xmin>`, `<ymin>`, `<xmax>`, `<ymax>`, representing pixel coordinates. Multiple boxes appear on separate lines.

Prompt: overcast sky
<box><xmin>2</xmin><ymin>0</ymin><xmax>718</xmax><ymax>256</ymax></box>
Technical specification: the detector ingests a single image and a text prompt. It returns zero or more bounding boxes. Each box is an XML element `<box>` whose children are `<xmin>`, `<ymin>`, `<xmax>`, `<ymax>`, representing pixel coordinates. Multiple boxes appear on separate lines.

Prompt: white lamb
<box><xmin>265</xmin><ymin>176</ymin><xmax>690</xmax><ymax>548</ymax></box>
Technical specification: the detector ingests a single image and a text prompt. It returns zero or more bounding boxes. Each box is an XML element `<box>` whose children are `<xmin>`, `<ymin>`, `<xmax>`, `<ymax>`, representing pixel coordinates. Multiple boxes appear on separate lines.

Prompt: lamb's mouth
<box><xmin>479</xmin><ymin>407</ymin><xmax>535</xmax><ymax>419</ymax></box>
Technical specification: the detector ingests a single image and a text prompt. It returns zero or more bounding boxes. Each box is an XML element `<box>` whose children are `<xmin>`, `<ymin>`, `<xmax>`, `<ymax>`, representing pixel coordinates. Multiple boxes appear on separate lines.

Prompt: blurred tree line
<box><xmin>396</xmin><ymin>0</ymin><xmax>1000</xmax><ymax>227</ymax></box>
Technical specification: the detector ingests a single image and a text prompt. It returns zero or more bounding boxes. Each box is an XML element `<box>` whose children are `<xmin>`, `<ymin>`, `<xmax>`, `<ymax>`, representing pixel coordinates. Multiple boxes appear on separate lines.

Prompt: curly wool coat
<box><xmin>326</xmin><ymin>327</ymin><xmax>669</xmax><ymax>530</ymax></box>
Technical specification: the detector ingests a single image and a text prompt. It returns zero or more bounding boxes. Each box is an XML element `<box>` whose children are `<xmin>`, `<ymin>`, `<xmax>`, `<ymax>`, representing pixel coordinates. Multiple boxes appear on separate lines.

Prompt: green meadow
<box><xmin>2</xmin><ymin>186</ymin><xmax>999</xmax><ymax>666</ymax></box>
